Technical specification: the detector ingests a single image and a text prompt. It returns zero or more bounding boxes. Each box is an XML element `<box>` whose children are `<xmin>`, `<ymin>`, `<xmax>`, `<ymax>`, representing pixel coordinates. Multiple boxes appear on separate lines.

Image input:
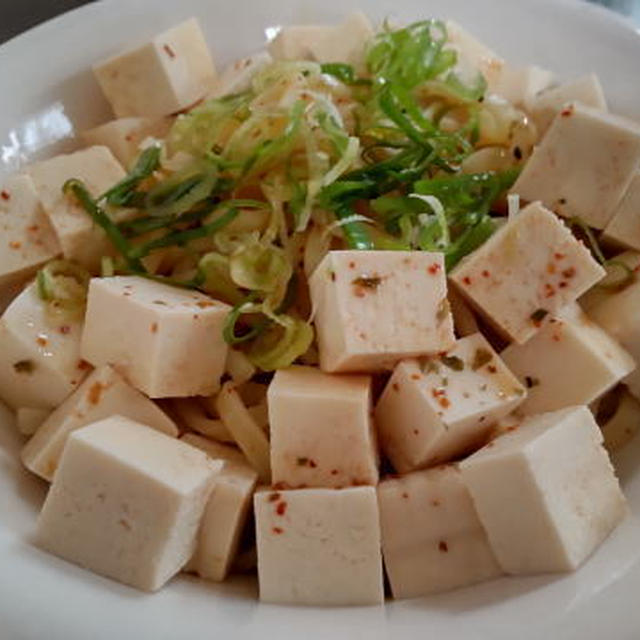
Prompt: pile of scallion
<box><xmin>57</xmin><ymin>19</ymin><xmax>529</xmax><ymax>371</ymax></box>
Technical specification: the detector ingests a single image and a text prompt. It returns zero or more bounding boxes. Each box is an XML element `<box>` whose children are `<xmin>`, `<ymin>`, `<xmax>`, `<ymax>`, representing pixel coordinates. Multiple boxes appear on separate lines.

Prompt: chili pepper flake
<box><xmin>268</xmin><ymin>492</ymin><xmax>281</xmax><ymax>502</ymax></box>
<box><xmin>163</xmin><ymin>44</ymin><xmax>176</xmax><ymax>58</ymax></box>
<box><xmin>276</xmin><ymin>501</ymin><xmax>287</xmax><ymax>516</ymax></box>
<box><xmin>272</xmin><ymin>527</ymin><xmax>284</xmax><ymax>535</ymax></box>
<box><xmin>438</xmin><ymin>541</ymin><xmax>449</xmax><ymax>553</ymax></box>
<box><xmin>13</xmin><ymin>360</ymin><xmax>35</xmax><ymax>374</ymax></box>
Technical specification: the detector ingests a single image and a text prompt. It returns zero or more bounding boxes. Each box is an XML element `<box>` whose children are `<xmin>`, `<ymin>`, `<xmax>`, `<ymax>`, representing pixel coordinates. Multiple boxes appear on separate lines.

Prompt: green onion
<box><xmin>101</xmin><ymin>145</ymin><xmax>161</xmax><ymax>206</ymax></box>
<box><xmin>36</xmin><ymin>259</ymin><xmax>91</xmax><ymax>319</ymax></box>
<box><xmin>247</xmin><ymin>315</ymin><xmax>314</xmax><ymax>371</ymax></box>
<box><xmin>320</xmin><ymin>63</ymin><xmax>372</xmax><ymax>86</ymax></box>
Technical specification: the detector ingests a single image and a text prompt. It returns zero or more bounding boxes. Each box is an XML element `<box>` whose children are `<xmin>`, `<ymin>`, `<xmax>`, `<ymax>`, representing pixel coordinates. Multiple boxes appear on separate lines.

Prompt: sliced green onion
<box><xmin>197</xmin><ymin>252</ymin><xmax>244</xmax><ymax>304</ymax></box>
<box><xmin>36</xmin><ymin>259</ymin><xmax>91</xmax><ymax>319</ymax></box>
<box><xmin>247</xmin><ymin>315</ymin><xmax>314</xmax><ymax>371</ymax></box>
<box><xmin>101</xmin><ymin>145</ymin><xmax>161</xmax><ymax>206</ymax></box>
<box><xmin>320</xmin><ymin>63</ymin><xmax>372</xmax><ymax>86</ymax></box>
<box><xmin>598</xmin><ymin>259</ymin><xmax>636</xmax><ymax>291</ymax></box>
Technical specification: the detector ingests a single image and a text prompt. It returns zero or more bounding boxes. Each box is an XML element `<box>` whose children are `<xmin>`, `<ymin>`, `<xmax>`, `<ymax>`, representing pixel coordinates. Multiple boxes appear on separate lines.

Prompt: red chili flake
<box><xmin>554</xmin><ymin>253</ymin><xmax>566</xmax><ymax>260</ymax></box>
<box><xmin>330</xmin><ymin>469</ymin><xmax>339</xmax><ymax>476</ymax></box>
<box><xmin>58</xmin><ymin>325</ymin><xmax>71</xmax><ymax>335</ymax></box>
<box><xmin>163</xmin><ymin>44</ymin><xmax>176</xmax><ymax>58</ymax></box>
<box><xmin>272</xmin><ymin>527</ymin><xmax>284</xmax><ymax>535</ymax></box>
<box><xmin>124</xmin><ymin>134</ymin><xmax>134</xmax><ymax>142</ymax></box>
<box><xmin>8</xmin><ymin>241</ymin><xmax>21</xmax><ymax>249</ymax></box>
<box><xmin>547</xmin><ymin>263</ymin><xmax>556</xmax><ymax>274</ymax></box>
<box><xmin>428</xmin><ymin>263</ymin><xmax>441</xmax><ymax>275</ymax></box>
<box><xmin>487</xmin><ymin>365</ymin><xmax>497</xmax><ymax>374</ymax></box>
<box><xmin>561</xmin><ymin>106</ymin><xmax>574</xmax><ymax>117</ymax></box>
<box><xmin>552</xmin><ymin>334</ymin><xmax>561</xmax><ymax>342</ymax></box>
<box><xmin>462</xmin><ymin>276</ymin><xmax>472</xmax><ymax>286</ymax></box>
<box><xmin>330</xmin><ymin>271</ymin><xmax>336</xmax><ymax>282</ymax></box>
<box><xmin>77</xmin><ymin>359</ymin><xmax>92</xmax><ymax>371</ymax></box>
<box><xmin>401</xmin><ymin>492</ymin><xmax>409</xmax><ymax>499</ymax></box>
<box><xmin>438</xmin><ymin>541</ymin><xmax>449</xmax><ymax>553</ymax></box>
<box><xmin>36</xmin><ymin>336</ymin><xmax>48</xmax><ymax>347</ymax></box>
<box><xmin>392</xmin><ymin>383</ymin><xmax>400</xmax><ymax>392</ymax></box>
<box><xmin>1</xmin><ymin>190</ymin><xmax>10</xmax><ymax>200</ymax></box>
<box><xmin>348</xmin><ymin>261</ymin><xmax>356</xmax><ymax>269</ymax></box>
<box><xmin>151</xmin><ymin>323</ymin><xmax>158</xmax><ymax>333</ymax></box>
<box><xmin>87</xmin><ymin>382</ymin><xmax>105</xmax><ymax>405</ymax></box>
<box><xmin>268</xmin><ymin>492</ymin><xmax>281</xmax><ymax>502</ymax></box>
<box><xmin>438</xmin><ymin>397</ymin><xmax>451</xmax><ymax>409</ymax></box>
<box><xmin>276</xmin><ymin>501</ymin><xmax>287</xmax><ymax>516</ymax></box>
<box><xmin>481</xmin><ymin>270</ymin><xmax>490</xmax><ymax>278</ymax></box>
<box><xmin>431</xmin><ymin>499</ymin><xmax>441</xmax><ymax>507</ymax></box>
<box><xmin>272</xmin><ymin>482</ymin><xmax>288</xmax><ymax>491</ymax></box>
<box><xmin>559</xmin><ymin>281</ymin><xmax>568</xmax><ymax>288</ymax></box>
<box><xmin>562</xmin><ymin>267</ymin><xmax>576</xmax><ymax>279</ymax></box>
<box><xmin>410</xmin><ymin>373</ymin><xmax>421</xmax><ymax>380</ymax></box>
<box><xmin>412</xmin><ymin>429</ymin><xmax>419</xmax><ymax>435</ymax></box>
<box><xmin>196</xmin><ymin>300</ymin><xmax>215</xmax><ymax>308</ymax></box>
<box><xmin>27</xmin><ymin>224</ymin><xmax>39</xmax><ymax>232</ymax></box>
<box><xmin>544</xmin><ymin>283</ymin><xmax>556</xmax><ymax>298</ymax></box>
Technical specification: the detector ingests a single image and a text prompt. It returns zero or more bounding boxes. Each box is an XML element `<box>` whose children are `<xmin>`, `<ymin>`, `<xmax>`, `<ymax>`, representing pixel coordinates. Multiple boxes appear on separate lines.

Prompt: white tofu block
<box><xmin>511</xmin><ymin>104</ymin><xmax>640</xmax><ymax>230</ymax></box>
<box><xmin>254</xmin><ymin>486</ymin><xmax>384</xmax><ymax>606</ymax></box>
<box><xmin>36</xmin><ymin>416</ymin><xmax>220</xmax><ymax>592</ymax></box>
<box><xmin>81</xmin><ymin>276</ymin><xmax>231</xmax><ymax>398</ymax></box>
<box><xmin>27</xmin><ymin>147</ymin><xmax>127</xmax><ymax>271</ymax></box>
<box><xmin>180</xmin><ymin>433</ymin><xmax>248</xmax><ymax>466</ymax></box>
<box><xmin>531</xmin><ymin>74</ymin><xmax>607</xmax><ymax>135</ymax></box>
<box><xmin>82</xmin><ymin>117</ymin><xmax>172</xmax><ymax>169</ymax></box>
<box><xmin>580</xmin><ymin>250</ymin><xmax>640</xmax><ymax>312</ymax></box>
<box><xmin>0</xmin><ymin>283</ymin><xmax>89</xmax><ymax>410</ymax></box>
<box><xmin>445</xmin><ymin>21</ymin><xmax>504</xmax><ymax>91</ymax></box>
<box><xmin>378</xmin><ymin>465</ymin><xmax>502</xmax><ymax>598</ymax></box>
<box><xmin>268</xmin><ymin>365</ymin><xmax>377</xmax><ymax>488</ymax></box>
<box><xmin>460</xmin><ymin>406</ymin><xmax>627</xmax><ymax>574</ymax></box>
<box><xmin>93</xmin><ymin>18</ymin><xmax>217</xmax><ymax>118</ymax></box>
<box><xmin>492</xmin><ymin>65</ymin><xmax>555</xmax><ymax>111</ymax></box>
<box><xmin>602</xmin><ymin>174</ymin><xmax>640</xmax><ymax>251</ymax></box>
<box><xmin>21</xmin><ymin>364</ymin><xmax>178</xmax><ymax>482</ymax></box>
<box><xmin>309</xmin><ymin>250</ymin><xmax>455</xmax><ymax>373</ymax></box>
<box><xmin>268</xmin><ymin>12</ymin><xmax>373</xmax><ymax>69</ymax></box>
<box><xmin>208</xmin><ymin>52</ymin><xmax>272</xmax><ymax>99</ymax></box>
<box><xmin>450</xmin><ymin>202</ymin><xmax>605</xmax><ymax>344</ymax></box>
<box><xmin>501</xmin><ymin>307</ymin><xmax>635</xmax><ymax>415</ymax></box>
<box><xmin>595</xmin><ymin>388</ymin><xmax>640</xmax><ymax>453</ymax></box>
<box><xmin>0</xmin><ymin>174</ymin><xmax>61</xmax><ymax>287</ymax></box>
<box><xmin>181</xmin><ymin>433</ymin><xmax>258</xmax><ymax>581</ymax></box>
<box><xmin>375</xmin><ymin>333</ymin><xmax>525</xmax><ymax>473</ymax></box>
<box><xmin>588</xmin><ymin>279</ymin><xmax>640</xmax><ymax>399</ymax></box>
<box><xmin>16</xmin><ymin>407</ymin><xmax>50</xmax><ymax>437</ymax></box>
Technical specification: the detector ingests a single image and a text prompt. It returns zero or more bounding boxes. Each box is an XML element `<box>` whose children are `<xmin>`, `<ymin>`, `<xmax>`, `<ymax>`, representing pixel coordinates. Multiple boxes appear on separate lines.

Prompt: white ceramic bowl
<box><xmin>1</xmin><ymin>1</ymin><xmax>640</xmax><ymax>638</ymax></box>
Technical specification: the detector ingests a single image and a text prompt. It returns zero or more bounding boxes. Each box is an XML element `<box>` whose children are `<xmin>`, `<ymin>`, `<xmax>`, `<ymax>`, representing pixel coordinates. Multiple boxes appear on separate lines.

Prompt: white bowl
<box><xmin>1</xmin><ymin>1</ymin><xmax>640</xmax><ymax>638</ymax></box>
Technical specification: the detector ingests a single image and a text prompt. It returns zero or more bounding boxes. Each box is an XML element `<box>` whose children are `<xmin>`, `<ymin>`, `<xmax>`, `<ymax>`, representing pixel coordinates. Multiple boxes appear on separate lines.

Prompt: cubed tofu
<box><xmin>501</xmin><ymin>306</ymin><xmax>635</xmax><ymax>415</ymax></box>
<box><xmin>445</xmin><ymin>21</ymin><xmax>504</xmax><ymax>91</ymax></box>
<box><xmin>82</xmin><ymin>117</ymin><xmax>172</xmax><ymax>169</ymax></box>
<box><xmin>254</xmin><ymin>486</ymin><xmax>384</xmax><ymax>606</ymax></box>
<box><xmin>93</xmin><ymin>18</ymin><xmax>217</xmax><ymax>118</ymax></box>
<box><xmin>375</xmin><ymin>333</ymin><xmax>525</xmax><ymax>473</ymax></box>
<box><xmin>309</xmin><ymin>250</ymin><xmax>455</xmax><ymax>372</ymax></box>
<box><xmin>181</xmin><ymin>433</ymin><xmax>258</xmax><ymax>581</ymax></box>
<box><xmin>81</xmin><ymin>276</ymin><xmax>230</xmax><ymax>398</ymax></box>
<box><xmin>268</xmin><ymin>12</ymin><xmax>373</xmax><ymax>69</ymax></box>
<box><xmin>0</xmin><ymin>174</ymin><xmax>61</xmax><ymax>287</ymax></box>
<box><xmin>208</xmin><ymin>52</ymin><xmax>272</xmax><ymax>99</ymax></box>
<box><xmin>531</xmin><ymin>74</ymin><xmax>607</xmax><ymax>135</ymax></box>
<box><xmin>460</xmin><ymin>406</ymin><xmax>627</xmax><ymax>574</ymax></box>
<box><xmin>21</xmin><ymin>364</ymin><xmax>178</xmax><ymax>482</ymax></box>
<box><xmin>16</xmin><ymin>407</ymin><xmax>50</xmax><ymax>437</ymax></box>
<box><xmin>377</xmin><ymin>465</ymin><xmax>502</xmax><ymax>598</ymax></box>
<box><xmin>492</xmin><ymin>65</ymin><xmax>555</xmax><ymax>111</ymax></box>
<box><xmin>602</xmin><ymin>174</ymin><xmax>640</xmax><ymax>251</ymax></box>
<box><xmin>588</xmin><ymin>279</ymin><xmax>640</xmax><ymax>399</ymax></box>
<box><xmin>27</xmin><ymin>146</ymin><xmax>127</xmax><ymax>271</ymax></box>
<box><xmin>268</xmin><ymin>365</ymin><xmax>377</xmax><ymax>488</ymax></box>
<box><xmin>580</xmin><ymin>250</ymin><xmax>640</xmax><ymax>312</ymax></box>
<box><xmin>450</xmin><ymin>202</ymin><xmax>605</xmax><ymax>344</ymax></box>
<box><xmin>594</xmin><ymin>388</ymin><xmax>640</xmax><ymax>453</ymax></box>
<box><xmin>0</xmin><ymin>283</ymin><xmax>89</xmax><ymax>410</ymax></box>
<box><xmin>510</xmin><ymin>104</ymin><xmax>640</xmax><ymax>230</ymax></box>
<box><xmin>36</xmin><ymin>416</ymin><xmax>220</xmax><ymax>592</ymax></box>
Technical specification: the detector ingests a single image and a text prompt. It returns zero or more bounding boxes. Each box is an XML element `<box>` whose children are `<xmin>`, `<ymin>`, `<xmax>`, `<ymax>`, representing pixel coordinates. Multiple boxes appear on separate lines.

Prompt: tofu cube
<box><xmin>450</xmin><ymin>202</ymin><xmax>605</xmax><ymax>344</ymax></box>
<box><xmin>460</xmin><ymin>406</ymin><xmax>627</xmax><ymax>574</ymax></box>
<box><xmin>309</xmin><ymin>250</ymin><xmax>455</xmax><ymax>373</ymax></box>
<box><xmin>36</xmin><ymin>416</ymin><xmax>220</xmax><ymax>592</ymax></box>
<box><xmin>531</xmin><ymin>74</ymin><xmax>607</xmax><ymax>135</ymax></box>
<box><xmin>181</xmin><ymin>433</ymin><xmax>258</xmax><ymax>581</ymax></box>
<box><xmin>268</xmin><ymin>365</ymin><xmax>377</xmax><ymax>488</ymax></box>
<box><xmin>375</xmin><ymin>333</ymin><xmax>526</xmax><ymax>473</ymax></box>
<box><xmin>208</xmin><ymin>52</ymin><xmax>273</xmax><ymax>99</ymax></box>
<box><xmin>268</xmin><ymin>12</ymin><xmax>373</xmax><ymax>69</ymax></box>
<box><xmin>588</xmin><ymin>279</ymin><xmax>640</xmax><ymax>399</ymax></box>
<box><xmin>27</xmin><ymin>147</ymin><xmax>127</xmax><ymax>271</ymax></box>
<box><xmin>445</xmin><ymin>21</ymin><xmax>504</xmax><ymax>91</ymax></box>
<box><xmin>82</xmin><ymin>117</ymin><xmax>172</xmax><ymax>169</ymax></box>
<box><xmin>0</xmin><ymin>174</ymin><xmax>61</xmax><ymax>287</ymax></box>
<box><xmin>21</xmin><ymin>364</ymin><xmax>178</xmax><ymax>482</ymax></box>
<box><xmin>0</xmin><ymin>282</ymin><xmax>89</xmax><ymax>410</ymax></box>
<box><xmin>501</xmin><ymin>306</ymin><xmax>635</xmax><ymax>415</ymax></box>
<box><xmin>378</xmin><ymin>465</ymin><xmax>502</xmax><ymax>598</ymax></box>
<box><xmin>254</xmin><ymin>486</ymin><xmax>384</xmax><ymax>605</ymax></box>
<box><xmin>510</xmin><ymin>104</ymin><xmax>640</xmax><ymax>229</ymax></box>
<box><xmin>81</xmin><ymin>276</ymin><xmax>231</xmax><ymax>398</ymax></box>
<box><xmin>93</xmin><ymin>18</ymin><xmax>217</xmax><ymax>118</ymax></box>
<box><xmin>602</xmin><ymin>174</ymin><xmax>640</xmax><ymax>251</ymax></box>
<box><xmin>492</xmin><ymin>65</ymin><xmax>555</xmax><ymax>111</ymax></box>
<box><xmin>16</xmin><ymin>407</ymin><xmax>50</xmax><ymax>437</ymax></box>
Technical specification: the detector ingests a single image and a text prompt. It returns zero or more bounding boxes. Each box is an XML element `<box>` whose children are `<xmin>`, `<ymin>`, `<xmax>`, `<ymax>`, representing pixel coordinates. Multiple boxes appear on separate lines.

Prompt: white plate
<box><xmin>1</xmin><ymin>1</ymin><xmax>640</xmax><ymax>638</ymax></box>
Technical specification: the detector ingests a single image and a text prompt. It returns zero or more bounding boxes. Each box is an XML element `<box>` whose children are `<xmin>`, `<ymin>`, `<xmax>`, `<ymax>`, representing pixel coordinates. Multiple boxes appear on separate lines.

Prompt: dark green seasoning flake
<box><xmin>352</xmin><ymin>275</ymin><xmax>383</xmax><ymax>290</ymax></box>
<box><xmin>471</xmin><ymin>348</ymin><xmax>493</xmax><ymax>371</ymax></box>
<box><xmin>13</xmin><ymin>360</ymin><xmax>35</xmax><ymax>374</ymax></box>
<box><xmin>440</xmin><ymin>355</ymin><xmax>464</xmax><ymax>371</ymax></box>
